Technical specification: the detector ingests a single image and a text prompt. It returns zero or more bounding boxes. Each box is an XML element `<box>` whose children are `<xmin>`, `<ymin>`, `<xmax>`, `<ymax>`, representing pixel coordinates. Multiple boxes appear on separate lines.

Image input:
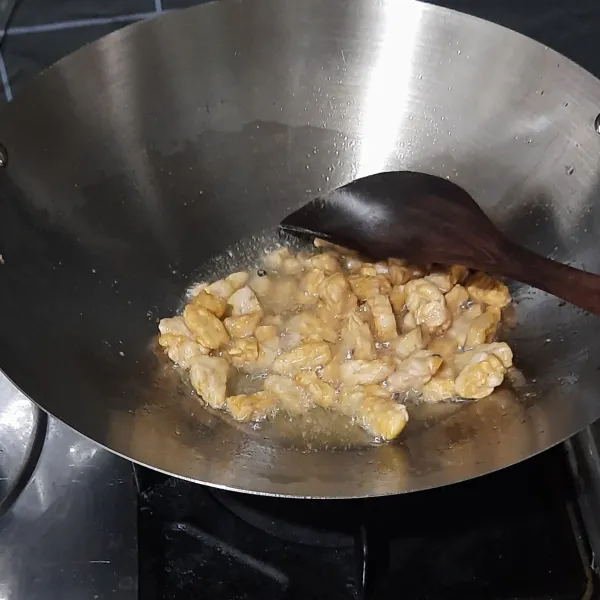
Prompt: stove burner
<box><xmin>138</xmin><ymin>449</ymin><xmax>593</xmax><ymax>600</ymax></box>
<box><xmin>210</xmin><ymin>489</ymin><xmax>358</xmax><ymax>547</ymax></box>
<box><xmin>168</xmin><ymin>521</ymin><xmax>291</xmax><ymax>586</ymax></box>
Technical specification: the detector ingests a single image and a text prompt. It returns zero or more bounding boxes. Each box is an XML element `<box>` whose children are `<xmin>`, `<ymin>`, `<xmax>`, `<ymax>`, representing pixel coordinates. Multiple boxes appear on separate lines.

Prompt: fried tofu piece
<box><xmin>188</xmin><ymin>282</ymin><xmax>208</xmax><ymax>297</ymax></box>
<box><xmin>225</xmin><ymin>337</ymin><xmax>260</xmax><ymax>370</ymax></box>
<box><xmin>387</xmin><ymin>259</ymin><xmax>414</xmax><ymax>286</ymax></box>
<box><xmin>183</xmin><ymin>305</ymin><xmax>229</xmax><ymax>349</ymax></box>
<box><xmin>226</xmin><ymin>391</ymin><xmax>278</xmax><ymax>422</ymax></box>
<box><xmin>254</xmin><ymin>325</ymin><xmax>281</xmax><ymax>370</ymax></box>
<box><xmin>272</xmin><ymin>342</ymin><xmax>332</xmax><ymax>376</ymax></box>
<box><xmin>263</xmin><ymin>278</ymin><xmax>301</xmax><ymax>313</ymax></box>
<box><xmin>336</xmin><ymin>387</ymin><xmax>408</xmax><ymax>440</ymax></box>
<box><xmin>357</xmin><ymin>396</ymin><xmax>409</xmax><ymax>440</ymax></box>
<box><xmin>282</xmin><ymin>256</ymin><xmax>304</xmax><ymax>276</ymax></box>
<box><xmin>389</xmin><ymin>285</ymin><xmax>407</xmax><ymax>314</ymax></box>
<box><xmin>192</xmin><ymin>290</ymin><xmax>227</xmax><ymax>318</ymax></box>
<box><xmin>348</xmin><ymin>274</ymin><xmax>392</xmax><ymax>301</ymax></box>
<box><xmin>453</xmin><ymin>342</ymin><xmax>513</xmax><ymax>372</ymax></box>
<box><xmin>261</xmin><ymin>314</ymin><xmax>283</xmax><ymax>327</ymax></box>
<box><xmin>158</xmin><ymin>317</ymin><xmax>211</xmax><ymax>365</ymax></box>
<box><xmin>315</xmin><ymin>302</ymin><xmax>344</xmax><ymax>332</ymax></box>
<box><xmin>404</xmin><ymin>278</ymin><xmax>451</xmax><ymax>333</ymax></box>
<box><xmin>295</xmin><ymin>371</ymin><xmax>336</xmax><ymax>408</ymax></box>
<box><xmin>205</xmin><ymin>272</ymin><xmax>249</xmax><ymax>300</ymax></box>
<box><xmin>306</xmin><ymin>252</ymin><xmax>341</xmax><ymax>274</ymax></box>
<box><xmin>223</xmin><ymin>312</ymin><xmax>262</xmax><ymax>339</ymax></box>
<box><xmin>285</xmin><ymin>312</ymin><xmax>338</xmax><ymax>344</ymax></box>
<box><xmin>366</xmin><ymin>294</ymin><xmax>398</xmax><ymax>342</ymax></box>
<box><xmin>318</xmin><ymin>272</ymin><xmax>355</xmax><ymax>315</ymax></box>
<box><xmin>248</xmin><ymin>272</ymin><xmax>273</xmax><ymax>298</ymax></box>
<box><xmin>389</xmin><ymin>326</ymin><xmax>427</xmax><ymax>360</ymax></box>
<box><xmin>166</xmin><ymin>340</ymin><xmax>210</xmax><ymax>369</ymax></box>
<box><xmin>454</xmin><ymin>352</ymin><xmax>506</xmax><ymax>399</ymax></box>
<box><xmin>298</xmin><ymin>268</ymin><xmax>326</xmax><ymax>306</ymax></box>
<box><xmin>319</xmin><ymin>353</ymin><xmax>343</xmax><ymax>386</ymax></box>
<box><xmin>427</xmin><ymin>335</ymin><xmax>459</xmax><ymax>359</ymax></box>
<box><xmin>464</xmin><ymin>307</ymin><xmax>501</xmax><ymax>348</ymax></box>
<box><xmin>339</xmin><ymin>359</ymin><xmax>394</xmax><ymax>386</ymax></box>
<box><xmin>421</xmin><ymin>365</ymin><xmax>456</xmax><ymax>403</ymax></box>
<box><xmin>158</xmin><ymin>316</ymin><xmax>194</xmax><ymax>347</ymax></box>
<box><xmin>445</xmin><ymin>284</ymin><xmax>470</xmax><ymax>317</ymax></box>
<box><xmin>400</xmin><ymin>311</ymin><xmax>417</xmax><ymax>333</ymax></box>
<box><xmin>387</xmin><ymin>350</ymin><xmax>442</xmax><ymax>392</ymax></box>
<box><xmin>362</xmin><ymin>384</ymin><xmax>394</xmax><ymax>400</ymax></box>
<box><xmin>158</xmin><ymin>316</ymin><xmax>193</xmax><ymax>338</ymax></box>
<box><xmin>447</xmin><ymin>303</ymin><xmax>484</xmax><ymax>347</ymax></box>
<box><xmin>189</xmin><ymin>356</ymin><xmax>230</xmax><ymax>409</ymax></box>
<box><xmin>426</xmin><ymin>265</ymin><xmax>468</xmax><ymax>293</ymax></box>
<box><xmin>359</xmin><ymin>262</ymin><xmax>389</xmax><ymax>277</ymax></box>
<box><xmin>264</xmin><ymin>374</ymin><xmax>314</xmax><ymax>414</ymax></box>
<box><xmin>228</xmin><ymin>286</ymin><xmax>262</xmax><ymax>316</ymax></box>
<box><xmin>466</xmin><ymin>272</ymin><xmax>511</xmax><ymax>308</ymax></box>
<box><xmin>341</xmin><ymin>313</ymin><xmax>377</xmax><ymax>360</ymax></box>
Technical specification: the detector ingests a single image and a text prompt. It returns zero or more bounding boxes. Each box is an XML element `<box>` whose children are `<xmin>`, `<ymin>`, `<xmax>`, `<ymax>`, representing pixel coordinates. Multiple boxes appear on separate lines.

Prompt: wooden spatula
<box><xmin>280</xmin><ymin>171</ymin><xmax>600</xmax><ymax>315</ymax></box>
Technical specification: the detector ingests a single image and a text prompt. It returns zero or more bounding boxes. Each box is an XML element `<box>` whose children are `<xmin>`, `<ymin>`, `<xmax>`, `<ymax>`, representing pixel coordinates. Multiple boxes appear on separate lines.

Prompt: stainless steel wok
<box><xmin>1</xmin><ymin>0</ymin><xmax>600</xmax><ymax>498</ymax></box>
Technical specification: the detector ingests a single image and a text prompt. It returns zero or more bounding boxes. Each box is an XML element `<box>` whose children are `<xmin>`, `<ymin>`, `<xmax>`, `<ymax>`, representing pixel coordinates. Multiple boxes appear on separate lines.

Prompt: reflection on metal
<box><xmin>0</xmin><ymin>373</ymin><xmax>43</xmax><ymax>515</ymax></box>
<box><xmin>357</xmin><ymin>1</ymin><xmax>421</xmax><ymax>175</ymax></box>
<box><xmin>565</xmin><ymin>424</ymin><xmax>600</xmax><ymax>576</ymax></box>
<box><xmin>0</xmin><ymin>372</ymin><xmax>137</xmax><ymax>600</ymax></box>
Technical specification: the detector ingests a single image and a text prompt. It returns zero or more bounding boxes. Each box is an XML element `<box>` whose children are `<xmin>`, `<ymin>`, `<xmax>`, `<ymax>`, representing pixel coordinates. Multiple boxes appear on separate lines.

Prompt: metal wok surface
<box><xmin>1</xmin><ymin>0</ymin><xmax>600</xmax><ymax>498</ymax></box>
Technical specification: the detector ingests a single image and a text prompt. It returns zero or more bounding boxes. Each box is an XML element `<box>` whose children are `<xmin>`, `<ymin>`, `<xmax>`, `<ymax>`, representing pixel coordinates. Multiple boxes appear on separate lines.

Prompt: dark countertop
<box><xmin>429</xmin><ymin>0</ymin><xmax>600</xmax><ymax>76</ymax></box>
<box><xmin>2</xmin><ymin>0</ymin><xmax>600</xmax><ymax>102</ymax></box>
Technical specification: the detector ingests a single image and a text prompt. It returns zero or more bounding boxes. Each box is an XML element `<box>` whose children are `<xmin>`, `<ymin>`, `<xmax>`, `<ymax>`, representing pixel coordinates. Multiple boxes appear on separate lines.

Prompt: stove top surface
<box><xmin>0</xmin><ymin>374</ymin><xmax>137</xmax><ymax>600</ymax></box>
<box><xmin>137</xmin><ymin>448</ymin><xmax>593</xmax><ymax>600</ymax></box>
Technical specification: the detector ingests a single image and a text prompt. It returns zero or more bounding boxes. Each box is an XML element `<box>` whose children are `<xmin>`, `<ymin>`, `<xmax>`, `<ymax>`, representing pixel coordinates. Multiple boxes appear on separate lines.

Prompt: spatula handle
<box><xmin>501</xmin><ymin>242</ymin><xmax>600</xmax><ymax>316</ymax></box>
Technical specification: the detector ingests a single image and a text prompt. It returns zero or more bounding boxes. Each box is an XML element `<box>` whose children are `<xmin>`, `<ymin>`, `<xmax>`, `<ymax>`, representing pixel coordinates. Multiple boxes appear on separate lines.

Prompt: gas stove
<box><xmin>2</xmin><ymin>0</ymin><xmax>600</xmax><ymax>599</ymax></box>
<box><xmin>136</xmin><ymin>451</ymin><xmax>596</xmax><ymax>599</ymax></box>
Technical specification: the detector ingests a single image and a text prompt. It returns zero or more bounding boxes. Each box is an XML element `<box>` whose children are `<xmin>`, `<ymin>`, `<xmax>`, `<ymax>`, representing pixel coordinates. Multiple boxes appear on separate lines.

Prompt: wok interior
<box><xmin>1</xmin><ymin>0</ymin><xmax>600</xmax><ymax>497</ymax></box>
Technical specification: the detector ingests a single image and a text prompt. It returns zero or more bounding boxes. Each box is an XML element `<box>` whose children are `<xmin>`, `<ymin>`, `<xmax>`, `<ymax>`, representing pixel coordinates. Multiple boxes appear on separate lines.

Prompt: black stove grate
<box><xmin>137</xmin><ymin>446</ymin><xmax>594</xmax><ymax>600</ymax></box>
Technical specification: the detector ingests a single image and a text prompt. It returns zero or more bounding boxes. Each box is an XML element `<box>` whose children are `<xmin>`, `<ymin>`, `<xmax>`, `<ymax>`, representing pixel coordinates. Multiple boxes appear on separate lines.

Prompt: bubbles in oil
<box><xmin>176</xmin><ymin>229</ymin><xmax>378</xmax><ymax>451</ymax></box>
<box><xmin>184</xmin><ymin>228</ymin><xmax>311</xmax><ymax>301</ymax></box>
<box><xmin>168</xmin><ymin>229</ymin><xmax>526</xmax><ymax>453</ymax></box>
